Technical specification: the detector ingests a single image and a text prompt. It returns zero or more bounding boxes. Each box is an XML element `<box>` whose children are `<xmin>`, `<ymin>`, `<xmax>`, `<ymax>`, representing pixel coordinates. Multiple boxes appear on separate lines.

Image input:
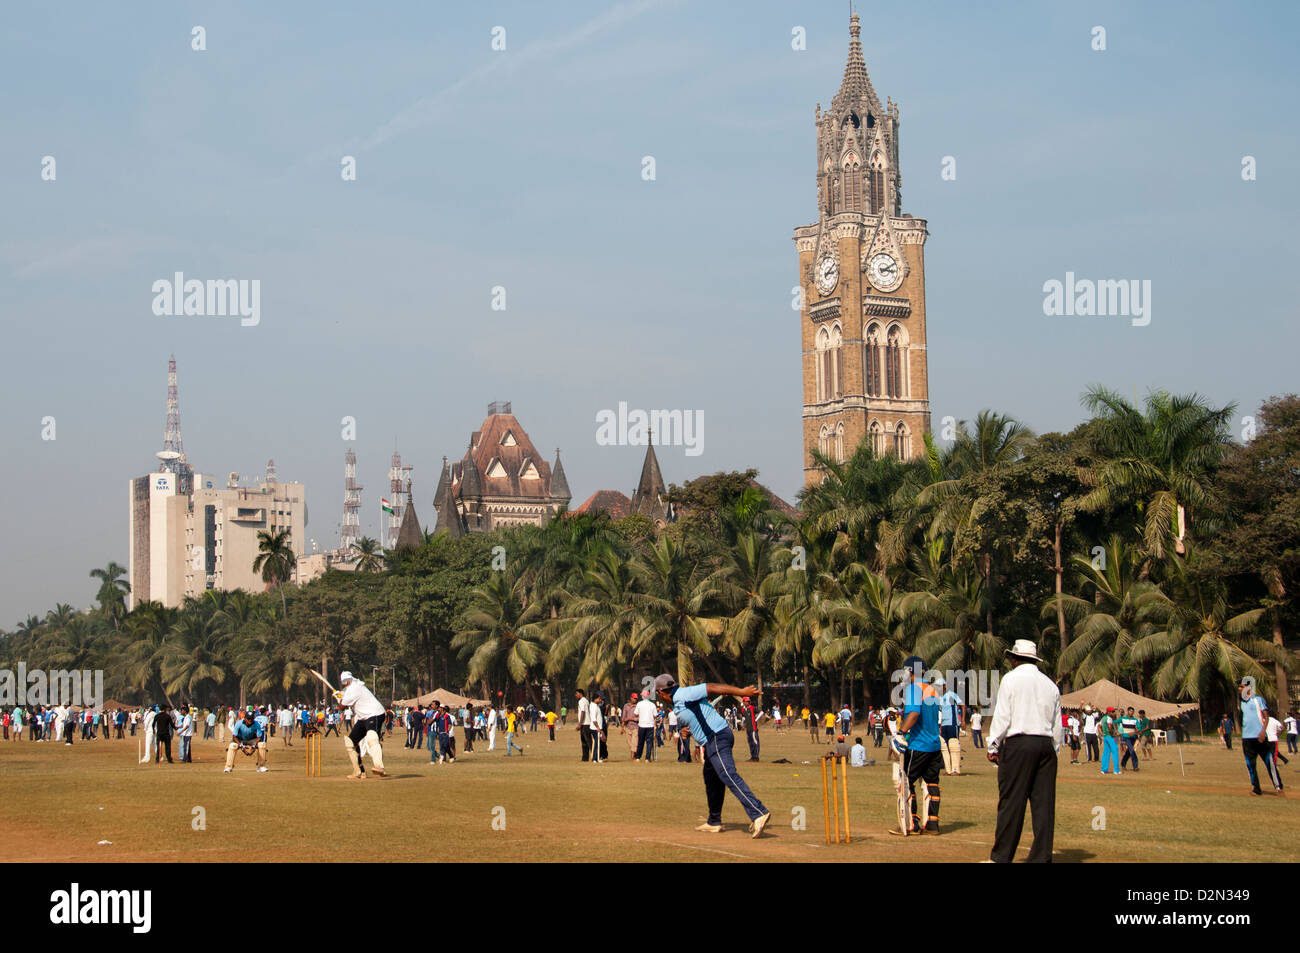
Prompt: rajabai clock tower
<box><xmin>795</xmin><ymin>14</ymin><xmax>931</xmax><ymax>486</ymax></box>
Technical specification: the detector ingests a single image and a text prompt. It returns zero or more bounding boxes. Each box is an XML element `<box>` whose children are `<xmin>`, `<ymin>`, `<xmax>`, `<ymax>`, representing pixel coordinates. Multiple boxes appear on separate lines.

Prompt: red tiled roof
<box><xmin>451</xmin><ymin>412</ymin><xmax>556</xmax><ymax>501</ymax></box>
<box><xmin>572</xmin><ymin>490</ymin><xmax>632</xmax><ymax>520</ymax></box>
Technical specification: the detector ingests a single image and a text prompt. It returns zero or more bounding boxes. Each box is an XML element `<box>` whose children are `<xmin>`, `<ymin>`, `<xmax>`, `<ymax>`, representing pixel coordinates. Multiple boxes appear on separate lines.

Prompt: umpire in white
<box><xmin>987</xmin><ymin>640</ymin><xmax>1061</xmax><ymax>862</ymax></box>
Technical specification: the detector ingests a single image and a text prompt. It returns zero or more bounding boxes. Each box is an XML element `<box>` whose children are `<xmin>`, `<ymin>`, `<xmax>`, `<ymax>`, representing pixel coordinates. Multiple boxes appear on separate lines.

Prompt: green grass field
<box><xmin>1</xmin><ymin>725</ymin><xmax>1294</xmax><ymax>862</ymax></box>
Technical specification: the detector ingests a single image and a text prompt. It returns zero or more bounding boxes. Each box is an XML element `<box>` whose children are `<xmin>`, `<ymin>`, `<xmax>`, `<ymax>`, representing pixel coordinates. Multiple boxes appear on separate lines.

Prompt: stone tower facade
<box><xmin>794</xmin><ymin>14</ymin><xmax>931</xmax><ymax>486</ymax></box>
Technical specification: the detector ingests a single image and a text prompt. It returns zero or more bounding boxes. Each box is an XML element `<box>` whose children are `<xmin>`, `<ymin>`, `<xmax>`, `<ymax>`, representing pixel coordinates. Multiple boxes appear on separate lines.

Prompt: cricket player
<box><xmin>892</xmin><ymin>656</ymin><xmax>942</xmax><ymax>835</ymax></box>
<box><xmin>224</xmin><ymin>709</ymin><xmax>268</xmax><ymax>772</ymax></box>
<box><xmin>335</xmin><ymin>671</ymin><xmax>387</xmax><ymax>778</ymax></box>
<box><xmin>654</xmin><ymin>673</ymin><xmax>771</xmax><ymax>837</ymax></box>
<box><xmin>934</xmin><ymin>674</ymin><xmax>964</xmax><ymax>775</ymax></box>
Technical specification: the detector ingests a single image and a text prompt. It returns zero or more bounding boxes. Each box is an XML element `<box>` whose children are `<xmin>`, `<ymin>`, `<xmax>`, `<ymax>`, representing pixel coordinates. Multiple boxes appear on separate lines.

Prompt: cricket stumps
<box><xmin>821</xmin><ymin>754</ymin><xmax>850</xmax><ymax>844</ymax></box>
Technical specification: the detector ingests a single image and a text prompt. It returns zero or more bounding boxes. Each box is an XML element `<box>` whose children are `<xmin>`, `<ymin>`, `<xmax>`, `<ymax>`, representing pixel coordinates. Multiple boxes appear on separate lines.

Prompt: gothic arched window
<box><xmin>843</xmin><ymin>153</ymin><xmax>862</xmax><ymax>212</ymax></box>
<box><xmin>834</xmin><ymin>421</ymin><xmax>845</xmax><ymax>463</ymax></box>
<box><xmin>870</xmin><ymin>151</ymin><xmax>887</xmax><ymax>215</ymax></box>
<box><xmin>894</xmin><ymin>422</ymin><xmax>911</xmax><ymax>460</ymax></box>
<box><xmin>886</xmin><ymin>325</ymin><xmax>908</xmax><ymax>398</ymax></box>
<box><xmin>864</xmin><ymin>323</ymin><xmax>882</xmax><ymax>397</ymax></box>
<box><xmin>830</xmin><ymin>323</ymin><xmax>843</xmax><ymax>398</ymax></box>
<box><xmin>869</xmin><ymin>420</ymin><xmax>884</xmax><ymax>458</ymax></box>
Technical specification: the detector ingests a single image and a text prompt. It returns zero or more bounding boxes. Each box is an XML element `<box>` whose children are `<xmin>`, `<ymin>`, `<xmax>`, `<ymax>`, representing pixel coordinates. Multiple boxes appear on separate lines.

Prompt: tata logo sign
<box><xmin>154</xmin><ymin>476</ymin><xmax>171</xmax><ymax>491</ymax></box>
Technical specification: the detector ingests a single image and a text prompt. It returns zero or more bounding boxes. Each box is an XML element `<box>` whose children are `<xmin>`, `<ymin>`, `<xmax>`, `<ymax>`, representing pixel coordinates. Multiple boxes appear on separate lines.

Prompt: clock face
<box><xmin>869</xmin><ymin>253</ymin><xmax>901</xmax><ymax>291</ymax></box>
<box><xmin>815</xmin><ymin>255</ymin><xmax>839</xmax><ymax>295</ymax></box>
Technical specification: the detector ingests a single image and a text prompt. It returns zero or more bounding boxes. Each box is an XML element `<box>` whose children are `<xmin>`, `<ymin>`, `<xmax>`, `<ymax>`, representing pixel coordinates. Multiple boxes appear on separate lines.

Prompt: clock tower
<box><xmin>795</xmin><ymin>13</ymin><xmax>931</xmax><ymax>486</ymax></box>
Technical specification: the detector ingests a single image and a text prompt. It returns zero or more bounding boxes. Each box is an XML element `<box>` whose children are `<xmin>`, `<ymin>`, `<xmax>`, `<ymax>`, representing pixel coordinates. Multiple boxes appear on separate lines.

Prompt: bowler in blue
<box><xmin>655</xmin><ymin>673</ymin><xmax>771</xmax><ymax>837</ymax></box>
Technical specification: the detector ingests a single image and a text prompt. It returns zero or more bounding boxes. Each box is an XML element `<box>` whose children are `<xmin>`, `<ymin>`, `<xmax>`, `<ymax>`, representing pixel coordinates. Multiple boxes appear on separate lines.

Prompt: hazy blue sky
<box><xmin>2</xmin><ymin>1</ymin><xmax>1297</xmax><ymax>625</ymax></box>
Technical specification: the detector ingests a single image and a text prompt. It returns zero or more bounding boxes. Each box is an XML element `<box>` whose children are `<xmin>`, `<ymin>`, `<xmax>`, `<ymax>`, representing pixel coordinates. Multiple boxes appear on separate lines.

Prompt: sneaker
<box><xmin>750</xmin><ymin>812</ymin><xmax>771</xmax><ymax>838</ymax></box>
<box><xmin>695</xmin><ymin>822</ymin><xmax>724</xmax><ymax>833</ymax></box>
<box><xmin>257</xmin><ymin>766</ymin><xmax>268</xmax><ymax>773</ymax></box>
<box><xmin>370</xmin><ymin>767</ymin><xmax>387</xmax><ymax>777</ymax></box>
<box><xmin>223</xmin><ymin>767</ymin><xmax>232</xmax><ymax>773</ymax></box>
<box><xmin>1250</xmin><ymin>789</ymin><xmax>1262</xmax><ymax>796</ymax></box>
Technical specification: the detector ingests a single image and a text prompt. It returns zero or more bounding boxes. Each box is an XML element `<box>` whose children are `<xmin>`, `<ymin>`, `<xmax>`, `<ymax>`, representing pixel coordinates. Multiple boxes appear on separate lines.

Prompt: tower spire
<box><xmin>832</xmin><ymin>12</ymin><xmax>882</xmax><ymax>116</ymax></box>
<box><xmin>157</xmin><ymin>354</ymin><xmax>194</xmax><ymax>493</ymax></box>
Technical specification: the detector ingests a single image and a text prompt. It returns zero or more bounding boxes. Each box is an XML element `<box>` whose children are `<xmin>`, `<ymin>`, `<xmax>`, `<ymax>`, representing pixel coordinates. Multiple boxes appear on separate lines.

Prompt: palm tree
<box><xmin>1130</xmin><ymin>554</ymin><xmax>1286</xmax><ymax>713</ymax></box>
<box><xmin>719</xmin><ymin>530</ymin><xmax>788</xmax><ymax>696</ymax></box>
<box><xmin>46</xmin><ymin>617</ymin><xmax>102</xmax><ymax>672</ymax></box>
<box><xmin>123</xmin><ymin>601</ymin><xmax>176</xmax><ymax>705</ymax></box>
<box><xmin>550</xmin><ymin>548</ymin><xmax>639</xmax><ymax>687</ymax></box>
<box><xmin>161</xmin><ymin>612</ymin><xmax>230</xmax><ymax>705</ymax></box>
<box><xmin>1052</xmin><ymin>535</ymin><xmax>1168</xmax><ymax>688</ymax></box>
<box><xmin>820</xmin><ymin>562</ymin><xmax>910</xmax><ymax>708</ymax></box>
<box><xmin>916</xmin><ymin>411</ymin><xmax>1036</xmax><ymax>638</ymax></box>
<box><xmin>899</xmin><ymin>538</ymin><xmax>1006</xmax><ymax>674</ymax></box>
<box><xmin>89</xmin><ymin>562</ymin><xmax>130</xmax><ymax>629</ymax></box>
<box><xmin>351</xmin><ymin>537</ymin><xmax>384</xmax><ymax>573</ymax></box>
<box><xmin>1079</xmin><ymin>387</ymin><xmax>1235</xmax><ymax>560</ymax></box>
<box><xmin>626</xmin><ymin>536</ymin><xmax>727</xmax><ymax>686</ymax></box>
<box><xmin>452</xmin><ymin>570</ymin><xmax>553</xmax><ymax>701</ymax></box>
<box><xmin>253</xmin><ymin>529</ymin><xmax>297</xmax><ymax>616</ymax></box>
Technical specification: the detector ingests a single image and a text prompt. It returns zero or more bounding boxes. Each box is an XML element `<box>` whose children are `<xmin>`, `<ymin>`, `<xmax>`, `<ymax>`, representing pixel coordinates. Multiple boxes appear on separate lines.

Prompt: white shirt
<box><xmin>1083</xmin><ymin>713</ymin><xmax>1098</xmax><ymax>733</ymax></box>
<box><xmin>850</xmin><ymin>743</ymin><xmax>867</xmax><ymax>767</ymax></box>
<box><xmin>667</xmin><ymin>710</ymin><xmax>677</xmax><ymax>727</ymax></box>
<box><xmin>987</xmin><ymin>662</ymin><xmax>1062</xmax><ymax>755</ymax></box>
<box><xmin>589</xmin><ymin>705</ymin><xmax>604</xmax><ymax>731</ymax></box>
<box><xmin>278</xmin><ymin>709</ymin><xmax>293</xmax><ymax>727</ymax></box>
<box><xmin>635</xmin><ymin>699</ymin><xmax>657</xmax><ymax>728</ymax></box>
<box><xmin>1286</xmin><ymin>716</ymin><xmax>1298</xmax><ymax>735</ymax></box>
<box><xmin>1266</xmin><ymin>717</ymin><xmax>1283</xmax><ymax>743</ymax></box>
<box><xmin>578</xmin><ymin>696</ymin><xmax>590</xmax><ymax>727</ymax></box>
<box><xmin>339</xmin><ymin>679</ymin><xmax>386</xmax><ymax>720</ymax></box>
<box><xmin>970</xmin><ymin>712</ymin><xmax>982</xmax><ymax>731</ymax></box>
<box><xmin>180</xmin><ymin>713</ymin><xmax>193</xmax><ymax>736</ymax></box>
<box><xmin>1067</xmin><ymin>716</ymin><xmax>1080</xmax><ymax>736</ymax></box>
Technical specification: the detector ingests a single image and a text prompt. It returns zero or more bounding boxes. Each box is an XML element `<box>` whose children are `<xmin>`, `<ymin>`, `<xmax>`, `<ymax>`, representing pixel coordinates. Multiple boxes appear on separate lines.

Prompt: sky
<box><xmin>2</xmin><ymin>0</ymin><xmax>1298</xmax><ymax>626</ymax></box>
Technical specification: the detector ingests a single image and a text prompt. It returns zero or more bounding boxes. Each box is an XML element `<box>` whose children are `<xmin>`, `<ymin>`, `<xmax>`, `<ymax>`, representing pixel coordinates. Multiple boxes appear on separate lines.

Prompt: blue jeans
<box><xmin>506</xmin><ymin>731</ymin><xmax>523</xmax><ymax>755</ymax></box>
<box><xmin>179</xmin><ymin>736</ymin><xmax>192</xmax><ymax>762</ymax></box>
<box><xmin>1101</xmin><ymin>736</ymin><xmax>1120</xmax><ymax>773</ymax></box>
<box><xmin>701</xmin><ymin>728</ymin><xmax>768</xmax><ymax>824</ymax></box>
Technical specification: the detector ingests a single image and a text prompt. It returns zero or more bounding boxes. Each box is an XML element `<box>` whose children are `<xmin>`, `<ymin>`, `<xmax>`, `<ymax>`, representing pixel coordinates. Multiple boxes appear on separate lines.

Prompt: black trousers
<box><xmin>580</xmin><ymin>725</ymin><xmax>592</xmax><ymax>761</ymax></box>
<box><xmin>746</xmin><ymin>729</ymin><xmax>760</xmax><ymax>760</ymax></box>
<box><xmin>635</xmin><ymin>726</ymin><xmax>654</xmax><ymax>759</ymax></box>
<box><xmin>992</xmin><ymin>735</ymin><xmax>1056</xmax><ymax>863</ymax></box>
<box><xmin>1084</xmin><ymin>734</ymin><xmax>1099</xmax><ymax>761</ymax></box>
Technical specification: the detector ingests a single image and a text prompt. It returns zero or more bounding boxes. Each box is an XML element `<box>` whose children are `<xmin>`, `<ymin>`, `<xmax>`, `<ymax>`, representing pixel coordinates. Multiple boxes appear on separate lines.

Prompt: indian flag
<box><xmin>380</xmin><ymin>498</ymin><xmax>394</xmax><ymax>515</ymax></box>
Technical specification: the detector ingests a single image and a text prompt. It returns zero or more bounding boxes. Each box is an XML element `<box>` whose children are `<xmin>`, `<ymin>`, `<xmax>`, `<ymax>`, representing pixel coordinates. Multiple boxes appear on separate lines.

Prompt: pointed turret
<box><xmin>831</xmin><ymin>13</ymin><xmax>883</xmax><ymax>118</ymax></box>
<box><xmin>395</xmin><ymin>484</ymin><xmax>423</xmax><ymax>550</ymax></box>
<box><xmin>434</xmin><ymin>457</ymin><xmax>465</xmax><ymax>538</ymax></box>
<box><xmin>630</xmin><ymin>440</ymin><xmax>671</xmax><ymax>523</ymax></box>
<box><xmin>551</xmin><ymin>448</ymin><xmax>571</xmax><ymax>505</ymax></box>
<box><xmin>460</xmin><ymin>441</ymin><xmax>483</xmax><ymax>500</ymax></box>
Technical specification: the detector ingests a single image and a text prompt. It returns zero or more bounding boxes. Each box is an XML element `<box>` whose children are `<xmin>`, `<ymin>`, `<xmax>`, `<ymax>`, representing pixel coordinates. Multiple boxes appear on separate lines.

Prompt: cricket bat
<box><xmin>310</xmin><ymin>669</ymin><xmax>337</xmax><ymax>693</ymax></box>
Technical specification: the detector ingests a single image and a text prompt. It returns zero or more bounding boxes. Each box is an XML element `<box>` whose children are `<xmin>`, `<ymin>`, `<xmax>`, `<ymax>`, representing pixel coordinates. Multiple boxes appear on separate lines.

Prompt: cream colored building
<box><xmin>129</xmin><ymin>474</ymin><xmax>308</xmax><ymax>608</ymax></box>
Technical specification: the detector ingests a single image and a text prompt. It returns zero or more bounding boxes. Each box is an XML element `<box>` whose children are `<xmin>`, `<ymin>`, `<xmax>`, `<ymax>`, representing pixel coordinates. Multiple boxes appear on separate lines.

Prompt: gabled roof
<box><xmin>451</xmin><ymin>409</ymin><xmax>562</xmax><ymax>502</ymax></box>
<box><xmin>572</xmin><ymin>490</ymin><xmax>631</xmax><ymax>520</ymax></box>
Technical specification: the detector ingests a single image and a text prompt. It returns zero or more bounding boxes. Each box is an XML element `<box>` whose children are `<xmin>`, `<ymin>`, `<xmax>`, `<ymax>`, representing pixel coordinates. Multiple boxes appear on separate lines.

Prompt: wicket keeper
<box><xmin>224</xmin><ymin>709</ymin><xmax>268</xmax><ymax>773</ymax></box>
<box><xmin>655</xmin><ymin>673</ymin><xmax>771</xmax><ymax>837</ymax></box>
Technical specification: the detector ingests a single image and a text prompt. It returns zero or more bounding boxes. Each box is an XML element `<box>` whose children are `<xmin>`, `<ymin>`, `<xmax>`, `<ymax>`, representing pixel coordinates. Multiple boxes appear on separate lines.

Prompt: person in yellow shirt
<box><xmin>505</xmin><ymin>708</ymin><xmax>524</xmax><ymax>756</ymax></box>
<box><xmin>546</xmin><ymin>710</ymin><xmax>557</xmax><ymax>742</ymax></box>
<box><xmin>824</xmin><ymin>711</ymin><xmax>836</xmax><ymax>744</ymax></box>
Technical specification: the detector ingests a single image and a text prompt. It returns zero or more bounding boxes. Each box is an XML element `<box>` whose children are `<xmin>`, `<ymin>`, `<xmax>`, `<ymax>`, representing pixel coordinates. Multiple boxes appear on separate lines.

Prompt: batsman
<box><xmin>334</xmin><ymin>671</ymin><xmax>388</xmax><ymax>778</ymax></box>
<box><xmin>890</xmin><ymin>656</ymin><xmax>942</xmax><ymax>835</ymax></box>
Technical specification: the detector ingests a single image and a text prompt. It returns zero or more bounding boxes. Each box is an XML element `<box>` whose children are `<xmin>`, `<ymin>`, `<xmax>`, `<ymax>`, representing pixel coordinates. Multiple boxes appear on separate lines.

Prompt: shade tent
<box><xmin>1059</xmin><ymin>679</ymin><xmax>1199</xmax><ymax>721</ymax></box>
<box><xmin>391</xmin><ymin>688</ymin><xmax>491</xmax><ymax>710</ymax></box>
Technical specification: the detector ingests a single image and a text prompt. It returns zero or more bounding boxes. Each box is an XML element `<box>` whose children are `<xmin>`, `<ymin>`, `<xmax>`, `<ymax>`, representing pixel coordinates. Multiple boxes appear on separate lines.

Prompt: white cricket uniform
<box><xmin>339</xmin><ymin>680</ymin><xmax>385</xmax><ymax>721</ymax></box>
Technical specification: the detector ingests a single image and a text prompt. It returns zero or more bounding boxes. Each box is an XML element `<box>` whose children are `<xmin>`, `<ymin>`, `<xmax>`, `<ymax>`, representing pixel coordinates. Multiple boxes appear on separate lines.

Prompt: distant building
<box><xmin>129</xmin><ymin>472</ymin><xmax>308</xmax><ymax>609</ymax></box>
<box><xmin>435</xmin><ymin>402</ymin><xmax>570</xmax><ymax>535</ymax></box>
